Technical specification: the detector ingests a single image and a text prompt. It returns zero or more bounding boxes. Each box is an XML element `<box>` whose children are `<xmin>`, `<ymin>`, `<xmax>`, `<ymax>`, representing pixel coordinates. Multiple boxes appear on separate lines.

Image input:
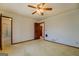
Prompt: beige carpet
<box><xmin>0</xmin><ymin>39</ymin><xmax>79</xmax><ymax>56</ymax></box>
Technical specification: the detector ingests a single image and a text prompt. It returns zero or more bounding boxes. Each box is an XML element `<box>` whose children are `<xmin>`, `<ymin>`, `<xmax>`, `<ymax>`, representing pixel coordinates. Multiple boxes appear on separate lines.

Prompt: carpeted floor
<box><xmin>0</xmin><ymin>39</ymin><xmax>79</xmax><ymax>56</ymax></box>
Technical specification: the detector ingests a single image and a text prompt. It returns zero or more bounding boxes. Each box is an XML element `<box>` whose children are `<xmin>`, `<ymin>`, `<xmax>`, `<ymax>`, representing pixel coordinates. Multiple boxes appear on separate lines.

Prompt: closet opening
<box><xmin>0</xmin><ymin>14</ymin><xmax>13</xmax><ymax>50</ymax></box>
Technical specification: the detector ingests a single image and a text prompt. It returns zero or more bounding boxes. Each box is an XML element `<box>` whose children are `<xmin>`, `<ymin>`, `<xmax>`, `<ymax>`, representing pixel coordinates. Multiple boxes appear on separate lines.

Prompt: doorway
<box><xmin>34</xmin><ymin>22</ymin><xmax>45</xmax><ymax>39</ymax></box>
<box><xmin>0</xmin><ymin>15</ymin><xmax>13</xmax><ymax>50</ymax></box>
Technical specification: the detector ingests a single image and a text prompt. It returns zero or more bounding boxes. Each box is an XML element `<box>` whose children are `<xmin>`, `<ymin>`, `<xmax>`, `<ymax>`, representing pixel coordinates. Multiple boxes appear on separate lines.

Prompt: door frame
<box><xmin>0</xmin><ymin>14</ymin><xmax>13</xmax><ymax>50</ymax></box>
<box><xmin>34</xmin><ymin>22</ymin><xmax>45</xmax><ymax>39</ymax></box>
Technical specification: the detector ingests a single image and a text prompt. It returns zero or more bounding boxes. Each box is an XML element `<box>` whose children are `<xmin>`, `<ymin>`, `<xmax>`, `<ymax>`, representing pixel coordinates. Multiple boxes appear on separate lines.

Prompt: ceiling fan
<box><xmin>27</xmin><ymin>3</ymin><xmax>52</xmax><ymax>15</ymax></box>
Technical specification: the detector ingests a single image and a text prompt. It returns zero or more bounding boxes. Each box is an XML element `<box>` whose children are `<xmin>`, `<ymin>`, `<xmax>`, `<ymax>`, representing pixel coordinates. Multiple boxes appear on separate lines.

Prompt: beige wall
<box><xmin>44</xmin><ymin>9</ymin><xmax>79</xmax><ymax>47</ymax></box>
<box><xmin>0</xmin><ymin>10</ymin><xmax>36</xmax><ymax>43</ymax></box>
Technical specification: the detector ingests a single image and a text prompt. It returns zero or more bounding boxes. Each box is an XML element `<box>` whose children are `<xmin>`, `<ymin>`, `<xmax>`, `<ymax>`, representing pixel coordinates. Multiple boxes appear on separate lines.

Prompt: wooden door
<box><xmin>34</xmin><ymin>23</ymin><xmax>41</xmax><ymax>39</ymax></box>
<box><xmin>0</xmin><ymin>15</ymin><xmax>2</xmax><ymax>50</ymax></box>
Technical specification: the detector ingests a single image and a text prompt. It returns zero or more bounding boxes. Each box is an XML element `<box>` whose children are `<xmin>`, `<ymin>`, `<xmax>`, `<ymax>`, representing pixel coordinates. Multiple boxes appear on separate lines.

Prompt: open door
<box><xmin>34</xmin><ymin>23</ymin><xmax>41</xmax><ymax>39</ymax></box>
<box><xmin>0</xmin><ymin>14</ymin><xmax>2</xmax><ymax>50</ymax></box>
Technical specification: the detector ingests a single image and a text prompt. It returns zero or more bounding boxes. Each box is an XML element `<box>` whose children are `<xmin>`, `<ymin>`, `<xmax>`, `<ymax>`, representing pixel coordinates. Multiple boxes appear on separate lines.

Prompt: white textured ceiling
<box><xmin>0</xmin><ymin>3</ymin><xmax>79</xmax><ymax>20</ymax></box>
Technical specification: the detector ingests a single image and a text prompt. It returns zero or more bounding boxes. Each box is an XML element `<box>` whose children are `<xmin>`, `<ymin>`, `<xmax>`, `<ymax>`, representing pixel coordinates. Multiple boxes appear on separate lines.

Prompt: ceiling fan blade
<box><xmin>41</xmin><ymin>3</ymin><xmax>46</xmax><ymax>6</ymax></box>
<box><xmin>32</xmin><ymin>11</ymin><xmax>37</xmax><ymax>14</ymax></box>
<box><xmin>37</xmin><ymin>3</ymin><xmax>41</xmax><ymax>7</ymax></box>
<box><xmin>28</xmin><ymin>5</ymin><xmax>36</xmax><ymax>8</ymax></box>
<box><xmin>37</xmin><ymin>3</ymin><xmax>46</xmax><ymax>9</ymax></box>
<box><xmin>36</xmin><ymin>3</ymin><xmax>42</xmax><ymax>9</ymax></box>
<box><xmin>43</xmin><ymin>8</ymin><xmax>52</xmax><ymax>10</ymax></box>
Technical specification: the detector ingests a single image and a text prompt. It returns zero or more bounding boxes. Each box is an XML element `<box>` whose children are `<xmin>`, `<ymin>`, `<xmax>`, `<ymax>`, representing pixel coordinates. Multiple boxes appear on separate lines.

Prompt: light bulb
<box><xmin>9</xmin><ymin>19</ymin><xmax>12</xmax><ymax>20</ymax></box>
